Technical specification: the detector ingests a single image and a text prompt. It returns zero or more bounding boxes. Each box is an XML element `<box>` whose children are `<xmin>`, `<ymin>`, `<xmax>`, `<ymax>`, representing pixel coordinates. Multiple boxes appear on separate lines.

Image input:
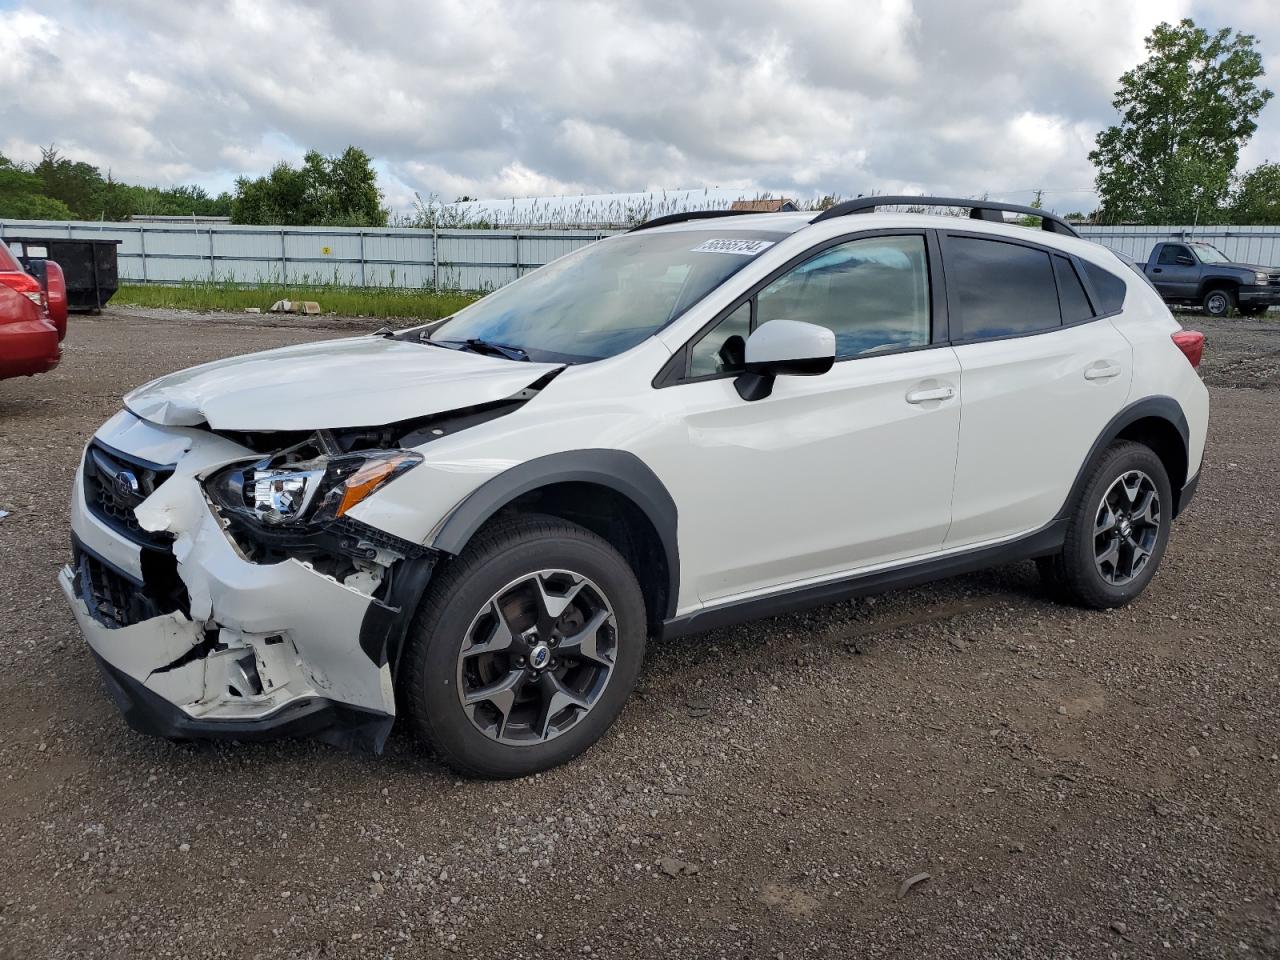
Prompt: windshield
<box><xmin>1190</xmin><ymin>243</ymin><xmax>1230</xmax><ymax>263</ymax></box>
<box><xmin>429</xmin><ymin>229</ymin><xmax>787</xmax><ymax>362</ymax></box>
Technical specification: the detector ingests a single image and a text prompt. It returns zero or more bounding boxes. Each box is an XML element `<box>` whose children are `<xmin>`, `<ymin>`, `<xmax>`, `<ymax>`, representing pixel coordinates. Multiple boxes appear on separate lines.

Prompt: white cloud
<box><xmin>1</xmin><ymin>0</ymin><xmax>1277</xmax><ymax>215</ymax></box>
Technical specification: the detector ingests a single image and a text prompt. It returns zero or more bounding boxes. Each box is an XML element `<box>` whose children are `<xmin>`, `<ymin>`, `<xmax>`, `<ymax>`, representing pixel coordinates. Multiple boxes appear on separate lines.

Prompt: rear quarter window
<box><xmin>1082</xmin><ymin>261</ymin><xmax>1128</xmax><ymax>315</ymax></box>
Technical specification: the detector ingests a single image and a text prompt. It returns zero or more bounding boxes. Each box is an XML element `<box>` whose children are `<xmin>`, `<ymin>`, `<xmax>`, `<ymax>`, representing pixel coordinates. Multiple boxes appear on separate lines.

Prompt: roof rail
<box><xmin>810</xmin><ymin>196</ymin><xmax>1080</xmax><ymax>238</ymax></box>
<box><xmin>629</xmin><ymin>210</ymin><xmax>755</xmax><ymax>232</ymax></box>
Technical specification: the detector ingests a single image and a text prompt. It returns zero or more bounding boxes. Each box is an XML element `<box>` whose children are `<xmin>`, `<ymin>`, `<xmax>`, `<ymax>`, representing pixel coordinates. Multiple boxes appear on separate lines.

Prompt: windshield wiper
<box><xmin>433</xmin><ymin>337</ymin><xmax>530</xmax><ymax>361</ymax></box>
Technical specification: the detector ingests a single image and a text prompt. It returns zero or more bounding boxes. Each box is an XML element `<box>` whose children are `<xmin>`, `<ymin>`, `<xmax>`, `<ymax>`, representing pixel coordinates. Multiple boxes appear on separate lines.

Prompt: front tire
<box><xmin>401</xmin><ymin>515</ymin><xmax>646</xmax><ymax>778</ymax></box>
<box><xmin>1038</xmin><ymin>441</ymin><xmax>1173</xmax><ymax>609</ymax></box>
<box><xmin>1202</xmin><ymin>287</ymin><xmax>1235</xmax><ymax>317</ymax></box>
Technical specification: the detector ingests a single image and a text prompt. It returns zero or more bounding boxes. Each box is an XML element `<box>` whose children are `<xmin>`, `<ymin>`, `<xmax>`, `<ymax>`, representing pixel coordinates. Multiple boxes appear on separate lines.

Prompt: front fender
<box><xmin>430</xmin><ymin>449</ymin><xmax>681</xmax><ymax>620</ymax></box>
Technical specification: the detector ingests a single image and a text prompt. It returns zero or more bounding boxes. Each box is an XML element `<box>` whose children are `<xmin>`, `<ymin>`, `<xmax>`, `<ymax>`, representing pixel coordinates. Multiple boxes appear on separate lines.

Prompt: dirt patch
<box><xmin>1193</xmin><ymin>314</ymin><xmax>1280</xmax><ymax>389</ymax></box>
<box><xmin>0</xmin><ymin>308</ymin><xmax>1278</xmax><ymax>959</ymax></box>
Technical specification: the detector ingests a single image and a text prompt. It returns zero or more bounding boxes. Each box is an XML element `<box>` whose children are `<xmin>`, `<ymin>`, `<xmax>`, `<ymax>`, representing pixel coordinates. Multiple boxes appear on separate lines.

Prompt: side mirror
<box><xmin>717</xmin><ymin>334</ymin><xmax>745</xmax><ymax>371</ymax></box>
<box><xmin>1175</xmin><ymin>255</ymin><xmax>1195</xmax><ymax>266</ymax></box>
<box><xmin>735</xmin><ymin>319</ymin><xmax>836</xmax><ymax>401</ymax></box>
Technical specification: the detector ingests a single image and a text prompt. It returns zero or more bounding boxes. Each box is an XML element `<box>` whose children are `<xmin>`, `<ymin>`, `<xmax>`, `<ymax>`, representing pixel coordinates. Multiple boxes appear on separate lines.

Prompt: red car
<box><xmin>0</xmin><ymin>241</ymin><xmax>65</xmax><ymax>379</ymax></box>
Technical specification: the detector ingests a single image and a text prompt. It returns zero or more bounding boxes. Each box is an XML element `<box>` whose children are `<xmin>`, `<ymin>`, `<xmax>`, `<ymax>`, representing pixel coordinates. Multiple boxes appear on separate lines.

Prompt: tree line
<box><xmin>0</xmin><ymin>147</ymin><xmax>232</xmax><ymax>221</ymax></box>
<box><xmin>0</xmin><ymin>145</ymin><xmax>387</xmax><ymax>227</ymax></box>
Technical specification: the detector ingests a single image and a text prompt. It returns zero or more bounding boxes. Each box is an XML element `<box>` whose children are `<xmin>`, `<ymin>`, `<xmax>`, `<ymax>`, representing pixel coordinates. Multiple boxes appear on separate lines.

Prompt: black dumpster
<box><xmin>2</xmin><ymin>236</ymin><xmax>122</xmax><ymax>312</ymax></box>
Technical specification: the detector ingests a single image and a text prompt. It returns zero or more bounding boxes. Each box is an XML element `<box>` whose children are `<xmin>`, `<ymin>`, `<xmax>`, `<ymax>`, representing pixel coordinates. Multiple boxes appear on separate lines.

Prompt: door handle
<box><xmin>905</xmin><ymin>385</ymin><xmax>955</xmax><ymax>404</ymax></box>
<box><xmin>1152</xmin><ymin>267</ymin><xmax>1163</xmax><ymax>273</ymax></box>
<box><xmin>1084</xmin><ymin>361</ymin><xmax>1122</xmax><ymax>381</ymax></box>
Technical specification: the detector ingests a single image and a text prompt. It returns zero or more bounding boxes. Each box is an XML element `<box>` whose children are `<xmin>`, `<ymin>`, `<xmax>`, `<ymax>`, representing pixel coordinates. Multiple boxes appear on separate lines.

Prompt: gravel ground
<box><xmin>0</xmin><ymin>307</ymin><xmax>1277</xmax><ymax>960</ymax></box>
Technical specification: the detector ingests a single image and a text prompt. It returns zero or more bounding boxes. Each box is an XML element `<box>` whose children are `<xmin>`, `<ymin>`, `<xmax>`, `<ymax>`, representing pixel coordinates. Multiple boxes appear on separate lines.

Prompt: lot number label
<box><xmin>691</xmin><ymin>239</ymin><xmax>775</xmax><ymax>256</ymax></box>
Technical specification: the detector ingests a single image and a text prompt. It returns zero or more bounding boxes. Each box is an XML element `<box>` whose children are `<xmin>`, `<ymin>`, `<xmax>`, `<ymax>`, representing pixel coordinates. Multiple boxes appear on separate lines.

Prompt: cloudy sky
<box><xmin>2</xmin><ymin>0</ymin><xmax>1279</xmax><ymax>215</ymax></box>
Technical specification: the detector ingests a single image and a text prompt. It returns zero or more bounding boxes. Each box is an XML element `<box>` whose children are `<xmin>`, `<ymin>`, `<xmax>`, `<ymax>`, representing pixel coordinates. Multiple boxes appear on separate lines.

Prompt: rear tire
<box><xmin>401</xmin><ymin>515</ymin><xmax>646</xmax><ymax>779</ymax></box>
<box><xmin>1038</xmin><ymin>441</ymin><xmax>1173</xmax><ymax>609</ymax></box>
<box><xmin>1202</xmin><ymin>287</ymin><xmax>1235</xmax><ymax>317</ymax></box>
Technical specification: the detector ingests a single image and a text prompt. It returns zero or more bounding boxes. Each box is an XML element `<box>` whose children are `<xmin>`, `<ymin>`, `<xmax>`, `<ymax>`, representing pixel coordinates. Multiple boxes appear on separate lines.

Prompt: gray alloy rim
<box><xmin>1206</xmin><ymin>292</ymin><xmax>1228</xmax><ymax>314</ymax></box>
<box><xmin>455</xmin><ymin>569</ymin><xmax>617</xmax><ymax>746</ymax></box>
<box><xmin>1094</xmin><ymin>470</ymin><xmax>1161</xmax><ymax>586</ymax></box>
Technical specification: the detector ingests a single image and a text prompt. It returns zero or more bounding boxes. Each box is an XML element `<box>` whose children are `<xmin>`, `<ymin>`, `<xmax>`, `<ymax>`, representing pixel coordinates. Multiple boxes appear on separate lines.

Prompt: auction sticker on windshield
<box><xmin>691</xmin><ymin>238</ymin><xmax>776</xmax><ymax>256</ymax></box>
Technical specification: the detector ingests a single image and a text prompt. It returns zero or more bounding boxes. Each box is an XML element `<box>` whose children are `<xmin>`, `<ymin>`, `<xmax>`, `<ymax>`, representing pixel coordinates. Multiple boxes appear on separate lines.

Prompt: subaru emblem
<box><xmin>113</xmin><ymin>468</ymin><xmax>141</xmax><ymax>500</ymax></box>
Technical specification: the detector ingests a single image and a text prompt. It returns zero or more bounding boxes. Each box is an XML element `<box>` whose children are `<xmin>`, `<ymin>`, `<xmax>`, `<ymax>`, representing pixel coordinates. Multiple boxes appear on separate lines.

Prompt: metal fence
<box><xmin>1077</xmin><ymin>224</ymin><xmax>1280</xmax><ymax>265</ymax></box>
<box><xmin>0</xmin><ymin>219</ymin><xmax>613</xmax><ymax>291</ymax></box>
<box><xmin>3</xmin><ymin>218</ymin><xmax>1279</xmax><ymax>292</ymax></box>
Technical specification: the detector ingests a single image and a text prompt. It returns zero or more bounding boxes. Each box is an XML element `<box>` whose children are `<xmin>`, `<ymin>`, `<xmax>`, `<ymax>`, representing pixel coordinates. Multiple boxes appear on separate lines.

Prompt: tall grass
<box><xmin>112</xmin><ymin>279</ymin><xmax>479</xmax><ymax>320</ymax></box>
<box><xmin>405</xmin><ymin>189</ymin><xmax>847</xmax><ymax>230</ymax></box>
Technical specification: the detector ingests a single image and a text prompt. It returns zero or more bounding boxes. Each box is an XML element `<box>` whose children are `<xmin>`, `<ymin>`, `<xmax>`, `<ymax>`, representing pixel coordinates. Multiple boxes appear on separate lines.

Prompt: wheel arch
<box><xmin>430</xmin><ymin>450</ymin><xmax>680</xmax><ymax>629</ymax></box>
<box><xmin>1198</xmin><ymin>276</ymin><xmax>1239</xmax><ymax>300</ymax></box>
<box><xmin>1061</xmin><ymin>397</ymin><xmax>1193</xmax><ymax>519</ymax></box>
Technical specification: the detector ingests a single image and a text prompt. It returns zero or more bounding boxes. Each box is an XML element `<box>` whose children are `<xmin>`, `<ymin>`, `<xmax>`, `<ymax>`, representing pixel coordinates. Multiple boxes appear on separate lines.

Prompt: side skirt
<box><xmin>660</xmin><ymin>520</ymin><xmax>1067</xmax><ymax>640</ymax></box>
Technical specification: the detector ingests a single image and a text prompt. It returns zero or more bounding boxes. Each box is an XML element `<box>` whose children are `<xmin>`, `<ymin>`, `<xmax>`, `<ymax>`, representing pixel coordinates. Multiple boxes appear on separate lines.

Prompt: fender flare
<box><xmin>430</xmin><ymin>449</ymin><xmax>681</xmax><ymax>619</ymax></box>
<box><xmin>1057</xmin><ymin>395</ymin><xmax>1190</xmax><ymax>520</ymax></box>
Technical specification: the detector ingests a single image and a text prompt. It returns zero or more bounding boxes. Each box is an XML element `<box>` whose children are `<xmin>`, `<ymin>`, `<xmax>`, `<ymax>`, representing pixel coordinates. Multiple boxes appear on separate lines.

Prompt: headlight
<box><xmin>1255</xmin><ymin>271</ymin><xmax>1269</xmax><ymax>283</ymax></box>
<box><xmin>206</xmin><ymin>444</ymin><xmax>422</xmax><ymax>528</ymax></box>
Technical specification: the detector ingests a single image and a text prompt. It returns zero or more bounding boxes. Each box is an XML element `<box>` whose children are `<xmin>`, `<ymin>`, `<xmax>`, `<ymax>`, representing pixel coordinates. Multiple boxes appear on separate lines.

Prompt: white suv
<box><xmin>61</xmin><ymin>198</ymin><xmax>1209</xmax><ymax>778</ymax></box>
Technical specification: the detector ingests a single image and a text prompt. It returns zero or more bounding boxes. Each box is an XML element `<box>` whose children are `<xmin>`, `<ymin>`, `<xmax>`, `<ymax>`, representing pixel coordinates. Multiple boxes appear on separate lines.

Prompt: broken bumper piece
<box><xmin>62</xmin><ymin>411</ymin><xmax>436</xmax><ymax>754</ymax></box>
<box><xmin>89</xmin><ymin>647</ymin><xmax>384</xmax><ymax>746</ymax></box>
<box><xmin>59</xmin><ymin>557</ymin><xmax>398</xmax><ymax>752</ymax></box>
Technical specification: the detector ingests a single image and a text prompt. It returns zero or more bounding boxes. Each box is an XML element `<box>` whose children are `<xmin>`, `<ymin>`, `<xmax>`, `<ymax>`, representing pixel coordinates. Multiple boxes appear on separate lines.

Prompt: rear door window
<box><xmin>945</xmin><ymin>236</ymin><xmax>1061</xmax><ymax>340</ymax></box>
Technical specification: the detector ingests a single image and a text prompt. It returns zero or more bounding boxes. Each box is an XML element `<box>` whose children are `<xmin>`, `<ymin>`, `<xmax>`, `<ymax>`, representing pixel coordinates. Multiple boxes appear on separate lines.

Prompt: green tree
<box><xmin>231</xmin><ymin>147</ymin><xmax>387</xmax><ymax>226</ymax></box>
<box><xmin>1016</xmin><ymin>188</ymin><xmax>1045</xmax><ymax>226</ymax></box>
<box><xmin>0</xmin><ymin>153</ymin><xmax>75</xmax><ymax>219</ymax></box>
<box><xmin>32</xmin><ymin>145</ymin><xmax>107</xmax><ymax>218</ymax></box>
<box><xmin>1229</xmin><ymin>161</ymin><xmax>1280</xmax><ymax>223</ymax></box>
<box><xmin>1090</xmin><ymin>19</ymin><xmax>1273</xmax><ymax>223</ymax></box>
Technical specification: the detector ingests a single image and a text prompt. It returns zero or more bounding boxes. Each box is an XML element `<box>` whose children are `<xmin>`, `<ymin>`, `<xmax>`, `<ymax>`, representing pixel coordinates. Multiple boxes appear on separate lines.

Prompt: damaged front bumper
<box><xmin>61</xmin><ymin>411</ymin><xmax>435</xmax><ymax>753</ymax></box>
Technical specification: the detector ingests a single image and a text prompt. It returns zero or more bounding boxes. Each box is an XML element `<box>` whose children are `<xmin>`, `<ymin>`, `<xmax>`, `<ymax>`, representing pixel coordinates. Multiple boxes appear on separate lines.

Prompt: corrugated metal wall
<box><xmin>1077</xmin><ymin>225</ymin><xmax>1280</xmax><ymax>264</ymax></box>
<box><xmin>0</xmin><ymin>219</ymin><xmax>612</xmax><ymax>291</ymax></box>
<box><xmin>4</xmin><ymin>218</ymin><xmax>1279</xmax><ymax>292</ymax></box>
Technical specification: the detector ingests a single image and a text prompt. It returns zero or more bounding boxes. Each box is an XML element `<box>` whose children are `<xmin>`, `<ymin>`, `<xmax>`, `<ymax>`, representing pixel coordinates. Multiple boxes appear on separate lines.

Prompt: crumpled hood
<box><xmin>125</xmin><ymin>335</ymin><xmax>562</xmax><ymax>430</ymax></box>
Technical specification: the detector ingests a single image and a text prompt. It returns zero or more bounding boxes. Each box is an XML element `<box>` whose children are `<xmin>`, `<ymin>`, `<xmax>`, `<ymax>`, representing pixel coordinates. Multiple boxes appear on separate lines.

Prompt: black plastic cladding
<box><xmin>431</xmin><ymin>449</ymin><xmax>681</xmax><ymax>621</ymax></box>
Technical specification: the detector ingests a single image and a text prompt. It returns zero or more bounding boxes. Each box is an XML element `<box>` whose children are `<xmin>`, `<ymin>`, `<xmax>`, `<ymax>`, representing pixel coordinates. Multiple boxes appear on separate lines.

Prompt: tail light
<box><xmin>43</xmin><ymin>260</ymin><xmax>68</xmax><ymax>340</ymax></box>
<box><xmin>1172</xmin><ymin>330</ymin><xmax>1204</xmax><ymax>369</ymax></box>
<box><xmin>0</xmin><ymin>270</ymin><xmax>47</xmax><ymax>314</ymax></box>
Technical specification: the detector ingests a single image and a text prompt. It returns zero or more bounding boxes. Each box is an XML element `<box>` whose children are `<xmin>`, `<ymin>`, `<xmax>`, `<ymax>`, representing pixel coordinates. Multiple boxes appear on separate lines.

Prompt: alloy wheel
<box><xmin>1206</xmin><ymin>292</ymin><xmax>1228</xmax><ymax>315</ymax></box>
<box><xmin>456</xmin><ymin>569</ymin><xmax>617</xmax><ymax>745</ymax></box>
<box><xmin>1093</xmin><ymin>470</ymin><xmax>1161</xmax><ymax>586</ymax></box>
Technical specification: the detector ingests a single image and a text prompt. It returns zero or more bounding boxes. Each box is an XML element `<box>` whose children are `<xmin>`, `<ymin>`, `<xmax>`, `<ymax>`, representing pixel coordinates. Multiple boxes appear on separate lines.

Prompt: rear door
<box><xmin>1148</xmin><ymin>243</ymin><xmax>1199</xmax><ymax>299</ymax></box>
<box><xmin>941</xmin><ymin>234</ymin><xmax>1132</xmax><ymax>548</ymax></box>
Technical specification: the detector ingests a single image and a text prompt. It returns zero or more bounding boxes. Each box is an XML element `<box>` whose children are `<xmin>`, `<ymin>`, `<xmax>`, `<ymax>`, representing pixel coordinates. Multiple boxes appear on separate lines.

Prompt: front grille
<box><xmin>72</xmin><ymin>539</ymin><xmax>189</xmax><ymax>629</ymax></box>
<box><xmin>1267</xmin><ymin>272</ymin><xmax>1280</xmax><ymax>287</ymax></box>
<box><xmin>83</xmin><ymin>441</ymin><xmax>175</xmax><ymax>550</ymax></box>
